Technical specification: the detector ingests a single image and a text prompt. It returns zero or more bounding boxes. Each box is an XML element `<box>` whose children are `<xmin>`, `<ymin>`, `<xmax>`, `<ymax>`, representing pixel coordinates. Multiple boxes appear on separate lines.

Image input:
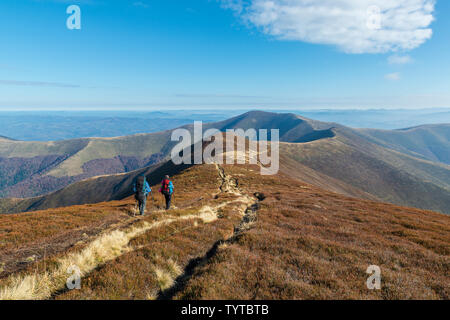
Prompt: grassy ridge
<box><xmin>280</xmin><ymin>128</ymin><xmax>450</xmax><ymax>214</ymax></box>
<box><xmin>176</xmin><ymin>165</ymin><xmax>449</xmax><ymax>299</ymax></box>
<box><xmin>356</xmin><ymin>124</ymin><xmax>450</xmax><ymax>164</ymax></box>
<box><xmin>1</xmin><ymin>163</ymin><xmax>448</xmax><ymax>300</ymax></box>
<box><xmin>0</xmin><ymin>111</ymin><xmax>449</xmax><ymax>214</ymax></box>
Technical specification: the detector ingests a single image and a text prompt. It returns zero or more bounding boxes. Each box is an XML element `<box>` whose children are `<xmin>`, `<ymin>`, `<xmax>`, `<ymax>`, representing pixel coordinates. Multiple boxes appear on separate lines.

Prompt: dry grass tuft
<box><xmin>146</xmin><ymin>289</ymin><xmax>158</xmax><ymax>300</ymax></box>
<box><xmin>0</xmin><ymin>167</ymin><xmax>225</xmax><ymax>300</ymax></box>
<box><xmin>154</xmin><ymin>267</ymin><xmax>175</xmax><ymax>291</ymax></box>
<box><xmin>0</xmin><ymin>221</ymin><xmax>156</xmax><ymax>300</ymax></box>
<box><xmin>166</xmin><ymin>259</ymin><xmax>183</xmax><ymax>278</ymax></box>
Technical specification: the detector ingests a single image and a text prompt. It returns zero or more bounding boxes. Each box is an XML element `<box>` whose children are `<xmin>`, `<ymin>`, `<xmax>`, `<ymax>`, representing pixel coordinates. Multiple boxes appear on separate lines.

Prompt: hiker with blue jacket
<box><xmin>133</xmin><ymin>175</ymin><xmax>152</xmax><ymax>216</ymax></box>
<box><xmin>159</xmin><ymin>175</ymin><xmax>174</xmax><ymax>210</ymax></box>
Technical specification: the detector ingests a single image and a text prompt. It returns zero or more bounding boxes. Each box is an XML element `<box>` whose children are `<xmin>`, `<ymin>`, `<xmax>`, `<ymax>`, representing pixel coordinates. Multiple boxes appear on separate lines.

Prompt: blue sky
<box><xmin>0</xmin><ymin>0</ymin><xmax>449</xmax><ymax>110</ymax></box>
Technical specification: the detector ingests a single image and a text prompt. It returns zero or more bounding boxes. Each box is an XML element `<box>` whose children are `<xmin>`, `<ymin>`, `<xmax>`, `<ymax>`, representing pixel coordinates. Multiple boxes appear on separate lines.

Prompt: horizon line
<box><xmin>0</xmin><ymin>107</ymin><xmax>449</xmax><ymax>112</ymax></box>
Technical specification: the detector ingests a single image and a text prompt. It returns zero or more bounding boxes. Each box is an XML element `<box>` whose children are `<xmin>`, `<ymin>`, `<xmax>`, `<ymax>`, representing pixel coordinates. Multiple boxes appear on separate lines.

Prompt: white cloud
<box><xmin>0</xmin><ymin>80</ymin><xmax>81</xmax><ymax>88</ymax></box>
<box><xmin>222</xmin><ymin>0</ymin><xmax>436</xmax><ymax>54</ymax></box>
<box><xmin>385</xmin><ymin>72</ymin><xmax>401</xmax><ymax>81</ymax></box>
<box><xmin>220</xmin><ymin>0</ymin><xmax>244</xmax><ymax>13</ymax></box>
<box><xmin>388</xmin><ymin>54</ymin><xmax>413</xmax><ymax>65</ymax></box>
<box><xmin>133</xmin><ymin>1</ymin><xmax>149</xmax><ymax>8</ymax></box>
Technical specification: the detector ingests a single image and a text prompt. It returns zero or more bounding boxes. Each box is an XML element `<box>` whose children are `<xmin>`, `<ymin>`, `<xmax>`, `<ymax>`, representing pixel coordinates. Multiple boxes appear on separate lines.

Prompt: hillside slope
<box><xmin>0</xmin><ymin>111</ymin><xmax>449</xmax><ymax>214</ymax></box>
<box><xmin>0</xmin><ymin>132</ymin><xmax>173</xmax><ymax>198</ymax></box>
<box><xmin>281</xmin><ymin>129</ymin><xmax>450</xmax><ymax>213</ymax></box>
<box><xmin>0</xmin><ymin>163</ymin><xmax>448</xmax><ymax>300</ymax></box>
<box><xmin>0</xmin><ymin>111</ymin><xmax>342</xmax><ymax>198</ymax></box>
<box><xmin>0</xmin><ymin>161</ymin><xmax>191</xmax><ymax>214</ymax></box>
<box><xmin>356</xmin><ymin>124</ymin><xmax>450</xmax><ymax>165</ymax></box>
<box><xmin>206</xmin><ymin>110</ymin><xmax>337</xmax><ymax>142</ymax></box>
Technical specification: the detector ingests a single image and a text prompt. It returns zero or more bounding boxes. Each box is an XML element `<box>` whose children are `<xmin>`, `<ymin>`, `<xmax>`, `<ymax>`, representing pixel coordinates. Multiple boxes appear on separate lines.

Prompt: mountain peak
<box><xmin>0</xmin><ymin>135</ymin><xmax>16</xmax><ymax>141</ymax></box>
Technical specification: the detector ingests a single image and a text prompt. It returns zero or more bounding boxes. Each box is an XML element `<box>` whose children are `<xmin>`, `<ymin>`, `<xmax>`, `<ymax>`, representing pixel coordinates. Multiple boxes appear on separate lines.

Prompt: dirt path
<box><xmin>157</xmin><ymin>164</ymin><xmax>263</xmax><ymax>299</ymax></box>
<box><xmin>0</xmin><ymin>164</ymin><xmax>261</xmax><ymax>300</ymax></box>
<box><xmin>213</xmin><ymin>164</ymin><xmax>263</xmax><ymax>241</ymax></box>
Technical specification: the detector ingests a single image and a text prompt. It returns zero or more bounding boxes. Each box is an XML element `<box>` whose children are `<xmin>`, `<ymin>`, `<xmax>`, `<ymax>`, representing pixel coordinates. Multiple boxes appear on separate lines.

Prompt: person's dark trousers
<box><xmin>164</xmin><ymin>193</ymin><xmax>172</xmax><ymax>210</ymax></box>
<box><xmin>138</xmin><ymin>197</ymin><xmax>147</xmax><ymax>216</ymax></box>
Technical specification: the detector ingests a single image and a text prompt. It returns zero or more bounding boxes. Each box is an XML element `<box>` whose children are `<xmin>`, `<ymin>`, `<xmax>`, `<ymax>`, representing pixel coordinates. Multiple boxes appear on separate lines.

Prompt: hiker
<box><xmin>159</xmin><ymin>175</ymin><xmax>174</xmax><ymax>210</ymax></box>
<box><xmin>133</xmin><ymin>174</ymin><xmax>152</xmax><ymax>216</ymax></box>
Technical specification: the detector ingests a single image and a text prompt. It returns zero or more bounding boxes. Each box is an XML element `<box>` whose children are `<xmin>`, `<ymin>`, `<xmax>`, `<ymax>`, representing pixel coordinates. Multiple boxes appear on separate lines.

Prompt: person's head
<box><xmin>165</xmin><ymin>175</ymin><xmax>169</xmax><ymax>180</ymax></box>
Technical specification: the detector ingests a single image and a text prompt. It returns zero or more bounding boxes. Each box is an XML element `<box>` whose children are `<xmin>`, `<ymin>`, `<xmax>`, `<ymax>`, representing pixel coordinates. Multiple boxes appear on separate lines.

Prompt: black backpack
<box><xmin>135</xmin><ymin>176</ymin><xmax>146</xmax><ymax>200</ymax></box>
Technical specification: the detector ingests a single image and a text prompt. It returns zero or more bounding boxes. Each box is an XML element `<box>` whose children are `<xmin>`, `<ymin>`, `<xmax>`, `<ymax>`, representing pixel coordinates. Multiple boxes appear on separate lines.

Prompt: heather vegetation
<box><xmin>178</xmin><ymin>165</ymin><xmax>449</xmax><ymax>299</ymax></box>
<box><xmin>0</xmin><ymin>162</ymin><xmax>448</xmax><ymax>300</ymax></box>
<box><xmin>0</xmin><ymin>132</ymin><xmax>173</xmax><ymax>198</ymax></box>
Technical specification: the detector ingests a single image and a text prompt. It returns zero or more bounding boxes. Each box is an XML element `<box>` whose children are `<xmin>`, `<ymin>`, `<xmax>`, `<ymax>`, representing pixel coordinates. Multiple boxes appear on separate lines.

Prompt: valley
<box><xmin>0</xmin><ymin>111</ymin><xmax>448</xmax><ymax>214</ymax></box>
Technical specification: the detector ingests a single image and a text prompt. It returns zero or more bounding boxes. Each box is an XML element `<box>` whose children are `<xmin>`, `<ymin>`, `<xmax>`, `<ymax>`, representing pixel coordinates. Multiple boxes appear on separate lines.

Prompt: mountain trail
<box><xmin>0</xmin><ymin>164</ymin><xmax>260</xmax><ymax>300</ymax></box>
<box><xmin>156</xmin><ymin>164</ymin><xmax>263</xmax><ymax>299</ymax></box>
<box><xmin>0</xmin><ymin>205</ymin><xmax>223</xmax><ymax>300</ymax></box>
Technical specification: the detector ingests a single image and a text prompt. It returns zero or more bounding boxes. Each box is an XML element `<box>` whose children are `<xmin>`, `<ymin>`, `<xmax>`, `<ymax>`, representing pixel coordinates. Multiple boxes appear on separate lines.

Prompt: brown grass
<box><xmin>176</xmin><ymin>165</ymin><xmax>450</xmax><ymax>300</ymax></box>
<box><xmin>0</xmin><ymin>163</ymin><xmax>449</xmax><ymax>300</ymax></box>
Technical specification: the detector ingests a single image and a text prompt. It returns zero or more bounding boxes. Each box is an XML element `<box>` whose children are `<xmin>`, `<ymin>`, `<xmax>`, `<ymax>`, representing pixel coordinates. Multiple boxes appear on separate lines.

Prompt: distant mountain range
<box><xmin>0</xmin><ymin>111</ymin><xmax>239</xmax><ymax>141</ymax></box>
<box><xmin>0</xmin><ymin>136</ymin><xmax>15</xmax><ymax>141</ymax></box>
<box><xmin>1</xmin><ymin>109</ymin><xmax>449</xmax><ymax>141</ymax></box>
<box><xmin>0</xmin><ymin>111</ymin><xmax>449</xmax><ymax>214</ymax></box>
<box><xmin>356</xmin><ymin>124</ymin><xmax>450</xmax><ymax>164</ymax></box>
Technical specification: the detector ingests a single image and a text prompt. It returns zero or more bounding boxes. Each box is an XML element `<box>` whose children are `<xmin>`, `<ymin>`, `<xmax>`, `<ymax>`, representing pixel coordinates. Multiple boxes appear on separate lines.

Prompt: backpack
<box><xmin>162</xmin><ymin>179</ymin><xmax>171</xmax><ymax>196</ymax></box>
<box><xmin>135</xmin><ymin>176</ymin><xmax>146</xmax><ymax>200</ymax></box>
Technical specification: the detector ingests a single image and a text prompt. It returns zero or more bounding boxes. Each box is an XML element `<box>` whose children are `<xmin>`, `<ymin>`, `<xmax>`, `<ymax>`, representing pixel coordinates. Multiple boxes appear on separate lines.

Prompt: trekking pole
<box><xmin>171</xmin><ymin>191</ymin><xmax>175</xmax><ymax>209</ymax></box>
<box><xmin>145</xmin><ymin>193</ymin><xmax>149</xmax><ymax>216</ymax></box>
<box><xmin>133</xmin><ymin>199</ymin><xmax>138</xmax><ymax>217</ymax></box>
